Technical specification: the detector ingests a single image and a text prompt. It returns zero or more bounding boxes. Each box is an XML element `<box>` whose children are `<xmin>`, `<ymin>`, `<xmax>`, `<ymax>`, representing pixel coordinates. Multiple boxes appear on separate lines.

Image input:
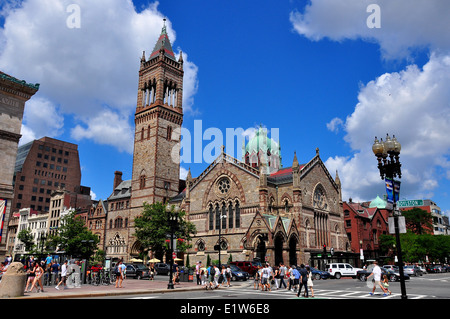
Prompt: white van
<box><xmin>326</xmin><ymin>263</ymin><xmax>362</xmax><ymax>279</ymax></box>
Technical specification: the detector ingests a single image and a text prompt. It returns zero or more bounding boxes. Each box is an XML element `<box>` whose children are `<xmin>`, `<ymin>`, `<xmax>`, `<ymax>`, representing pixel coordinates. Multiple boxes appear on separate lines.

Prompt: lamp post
<box><xmin>167</xmin><ymin>205</ymin><xmax>180</xmax><ymax>290</ymax></box>
<box><xmin>218</xmin><ymin>213</ymin><xmax>227</xmax><ymax>266</ymax></box>
<box><xmin>372</xmin><ymin>134</ymin><xmax>407</xmax><ymax>299</ymax></box>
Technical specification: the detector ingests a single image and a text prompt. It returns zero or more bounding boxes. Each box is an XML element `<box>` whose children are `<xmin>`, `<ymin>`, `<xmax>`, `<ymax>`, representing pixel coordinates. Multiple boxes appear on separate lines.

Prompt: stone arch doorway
<box><xmin>255</xmin><ymin>235</ymin><xmax>267</xmax><ymax>262</ymax></box>
<box><xmin>289</xmin><ymin>236</ymin><xmax>298</xmax><ymax>266</ymax></box>
<box><xmin>274</xmin><ymin>234</ymin><xmax>284</xmax><ymax>266</ymax></box>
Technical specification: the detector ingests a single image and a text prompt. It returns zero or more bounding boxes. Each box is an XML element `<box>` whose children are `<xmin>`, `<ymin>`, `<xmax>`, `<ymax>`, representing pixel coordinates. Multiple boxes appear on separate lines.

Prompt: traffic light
<box><xmin>323</xmin><ymin>244</ymin><xmax>327</xmax><ymax>255</ymax></box>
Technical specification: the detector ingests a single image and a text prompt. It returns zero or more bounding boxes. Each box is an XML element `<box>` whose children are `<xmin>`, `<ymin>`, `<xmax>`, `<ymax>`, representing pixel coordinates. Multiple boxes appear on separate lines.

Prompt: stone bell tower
<box><xmin>131</xmin><ymin>19</ymin><xmax>184</xmax><ymax>210</ymax></box>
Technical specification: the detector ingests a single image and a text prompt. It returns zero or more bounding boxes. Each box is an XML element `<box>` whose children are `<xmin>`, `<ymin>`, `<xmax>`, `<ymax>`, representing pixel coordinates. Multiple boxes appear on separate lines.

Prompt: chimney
<box><xmin>113</xmin><ymin>171</ymin><xmax>123</xmax><ymax>190</ymax></box>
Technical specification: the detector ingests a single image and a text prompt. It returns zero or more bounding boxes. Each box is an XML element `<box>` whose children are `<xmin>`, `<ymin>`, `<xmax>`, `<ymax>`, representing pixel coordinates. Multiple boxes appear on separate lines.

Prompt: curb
<box><xmin>7</xmin><ymin>285</ymin><xmax>206</xmax><ymax>299</ymax></box>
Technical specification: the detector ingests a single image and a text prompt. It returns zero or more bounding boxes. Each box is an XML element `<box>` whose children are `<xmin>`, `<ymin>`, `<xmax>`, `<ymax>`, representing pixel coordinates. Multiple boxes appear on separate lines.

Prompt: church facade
<box><xmin>104</xmin><ymin>22</ymin><xmax>350</xmax><ymax>267</ymax></box>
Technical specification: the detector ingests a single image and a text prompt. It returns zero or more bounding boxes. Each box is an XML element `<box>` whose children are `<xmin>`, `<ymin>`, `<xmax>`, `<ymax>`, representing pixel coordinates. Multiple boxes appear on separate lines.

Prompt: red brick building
<box><xmin>12</xmin><ymin>137</ymin><xmax>82</xmax><ymax>213</ymax></box>
<box><xmin>343</xmin><ymin>196</ymin><xmax>390</xmax><ymax>266</ymax></box>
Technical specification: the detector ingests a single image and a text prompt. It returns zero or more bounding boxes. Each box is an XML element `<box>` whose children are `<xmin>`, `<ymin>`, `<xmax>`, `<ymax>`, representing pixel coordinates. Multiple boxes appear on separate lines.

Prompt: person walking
<box><xmin>213</xmin><ymin>264</ymin><xmax>220</xmax><ymax>288</ymax></box>
<box><xmin>207</xmin><ymin>264</ymin><xmax>215</xmax><ymax>290</ymax></box>
<box><xmin>278</xmin><ymin>263</ymin><xmax>287</xmax><ymax>289</ymax></box>
<box><xmin>115</xmin><ymin>260</ymin><xmax>125</xmax><ymax>288</ymax></box>
<box><xmin>55</xmin><ymin>260</ymin><xmax>68</xmax><ymax>290</ymax></box>
<box><xmin>25</xmin><ymin>261</ymin><xmax>37</xmax><ymax>292</ymax></box>
<box><xmin>297</xmin><ymin>264</ymin><xmax>308</xmax><ymax>298</ymax></box>
<box><xmin>225</xmin><ymin>265</ymin><xmax>232</xmax><ymax>287</ymax></box>
<box><xmin>367</xmin><ymin>260</ymin><xmax>388</xmax><ymax>296</ymax></box>
<box><xmin>306</xmin><ymin>266</ymin><xmax>315</xmax><ymax>297</ymax></box>
<box><xmin>291</xmin><ymin>265</ymin><xmax>300</xmax><ymax>292</ymax></box>
<box><xmin>382</xmin><ymin>274</ymin><xmax>391</xmax><ymax>295</ymax></box>
<box><xmin>254</xmin><ymin>266</ymin><xmax>261</xmax><ymax>290</ymax></box>
<box><xmin>30</xmin><ymin>261</ymin><xmax>45</xmax><ymax>293</ymax></box>
<box><xmin>196</xmin><ymin>261</ymin><xmax>202</xmax><ymax>285</ymax></box>
<box><xmin>261</xmin><ymin>264</ymin><xmax>271</xmax><ymax>291</ymax></box>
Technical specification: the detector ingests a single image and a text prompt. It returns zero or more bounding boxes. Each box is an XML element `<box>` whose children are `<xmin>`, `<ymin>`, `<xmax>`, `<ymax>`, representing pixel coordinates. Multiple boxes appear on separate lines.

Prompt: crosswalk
<box><xmin>126</xmin><ymin>284</ymin><xmax>429</xmax><ymax>299</ymax></box>
<box><xmin>200</xmin><ymin>285</ymin><xmax>428</xmax><ymax>299</ymax></box>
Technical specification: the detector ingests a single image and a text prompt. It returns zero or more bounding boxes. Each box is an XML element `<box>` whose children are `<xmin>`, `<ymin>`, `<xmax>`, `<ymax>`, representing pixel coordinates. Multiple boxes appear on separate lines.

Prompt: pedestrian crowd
<box><xmin>194</xmin><ymin>260</ymin><xmax>316</xmax><ymax>297</ymax></box>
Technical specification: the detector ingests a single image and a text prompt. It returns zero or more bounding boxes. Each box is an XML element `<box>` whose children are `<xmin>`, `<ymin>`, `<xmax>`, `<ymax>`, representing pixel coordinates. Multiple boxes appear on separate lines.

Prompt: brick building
<box><xmin>343</xmin><ymin>196</ymin><xmax>390</xmax><ymax>266</ymax></box>
<box><xmin>12</xmin><ymin>136</ymin><xmax>82</xmax><ymax>213</ymax></box>
<box><xmin>0</xmin><ymin>70</ymin><xmax>39</xmax><ymax>260</ymax></box>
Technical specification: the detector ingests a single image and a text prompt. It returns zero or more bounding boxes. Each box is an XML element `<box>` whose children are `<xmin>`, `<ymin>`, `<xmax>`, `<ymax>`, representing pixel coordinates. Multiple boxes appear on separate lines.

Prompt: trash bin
<box><xmin>188</xmin><ymin>269</ymin><xmax>194</xmax><ymax>282</ymax></box>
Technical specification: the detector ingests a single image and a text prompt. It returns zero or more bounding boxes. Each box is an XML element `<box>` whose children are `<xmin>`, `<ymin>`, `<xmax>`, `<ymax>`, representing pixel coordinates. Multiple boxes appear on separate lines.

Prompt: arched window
<box><xmin>228</xmin><ymin>202</ymin><xmax>234</xmax><ymax>229</ymax></box>
<box><xmin>209</xmin><ymin>205</ymin><xmax>214</xmax><ymax>231</ymax></box>
<box><xmin>167</xmin><ymin>126</ymin><xmax>172</xmax><ymax>140</ymax></box>
<box><xmin>235</xmin><ymin>201</ymin><xmax>240</xmax><ymax>228</ymax></box>
<box><xmin>140</xmin><ymin>175</ymin><xmax>146</xmax><ymax>189</ymax></box>
<box><xmin>215</xmin><ymin>204</ymin><xmax>220</xmax><ymax>230</ymax></box>
<box><xmin>313</xmin><ymin>186</ymin><xmax>327</xmax><ymax>210</ymax></box>
<box><xmin>147</xmin><ymin>125</ymin><xmax>151</xmax><ymax>139</ymax></box>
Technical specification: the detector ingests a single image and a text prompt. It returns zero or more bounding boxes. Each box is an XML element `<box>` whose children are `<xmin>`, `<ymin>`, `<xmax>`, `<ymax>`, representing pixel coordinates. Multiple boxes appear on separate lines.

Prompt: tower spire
<box><xmin>149</xmin><ymin>18</ymin><xmax>176</xmax><ymax>61</ymax></box>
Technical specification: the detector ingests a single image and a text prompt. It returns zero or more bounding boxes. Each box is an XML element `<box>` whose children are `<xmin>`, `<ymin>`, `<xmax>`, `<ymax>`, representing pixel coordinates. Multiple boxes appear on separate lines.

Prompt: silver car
<box><xmin>403</xmin><ymin>265</ymin><xmax>423</xmax><ymax>276</ymax></box>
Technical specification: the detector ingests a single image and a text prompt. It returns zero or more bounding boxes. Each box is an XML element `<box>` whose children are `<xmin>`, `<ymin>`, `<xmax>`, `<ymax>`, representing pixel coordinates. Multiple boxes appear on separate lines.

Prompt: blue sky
<box><xmin>1</xmin><ymin>0</ymin><xmax>449</xmax><ymax>216</ymax></box>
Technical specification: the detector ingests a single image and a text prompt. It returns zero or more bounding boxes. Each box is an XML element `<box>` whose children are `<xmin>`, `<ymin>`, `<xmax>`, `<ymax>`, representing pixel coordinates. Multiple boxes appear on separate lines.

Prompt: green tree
<box><xmin>134</xmin><ymin>202</ymin><xmax>197</xmax><ymax>260</ymax></box>
<box><xmin>17</xmin><ymin>228</ymin><xmax>35</xmax><ymax>252</ymax></box>
<box><xmin>402</xmin><ymin>208</ymin><xmax>433</xmax><ymax>235</ymax></box>
<box><xmin>52</xmin><ymin>210</ymin><xmax>99</xmax><ymax>259</ymax></box>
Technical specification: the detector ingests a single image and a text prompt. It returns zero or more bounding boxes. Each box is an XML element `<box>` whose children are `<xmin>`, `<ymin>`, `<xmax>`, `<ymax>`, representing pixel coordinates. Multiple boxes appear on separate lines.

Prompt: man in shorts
<box><xmin>367</xmin><ymin>260</ymin><xmax>388</xmax><ymax>296</ymax></box>
<box><xmin>55</xmin><ymin>260</ymin><xmax>68</xmax><ymax>290</ymax></box>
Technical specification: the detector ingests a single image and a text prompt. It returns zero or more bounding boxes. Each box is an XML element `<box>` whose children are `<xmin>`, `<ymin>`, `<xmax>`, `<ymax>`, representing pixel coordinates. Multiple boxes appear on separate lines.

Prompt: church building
<box><xmin>104</xmin><ymin>21</ymin><xmax>350</xmax><ymax>267</ymax></box>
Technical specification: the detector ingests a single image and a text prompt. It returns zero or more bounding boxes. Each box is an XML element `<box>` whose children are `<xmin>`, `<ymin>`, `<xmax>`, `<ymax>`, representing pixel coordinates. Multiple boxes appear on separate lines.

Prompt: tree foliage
<box><xmin>402</xmin><ymin>208</ymin><xmax>433</xmax><ymax>235</ymax></box>
<box><xmin>380</xmin><ymin>231</ymin><xmax>450</xmax><ymax>263</ymax></box>
<box><xmin>49</xmin><ymin>210</ymin><xmax>99</xmax><ymax>259</ymax></box>
<box><xmin>134</xmin><ymin>202</ymin><xmax>197</xmax><ymax>259</ymax></box>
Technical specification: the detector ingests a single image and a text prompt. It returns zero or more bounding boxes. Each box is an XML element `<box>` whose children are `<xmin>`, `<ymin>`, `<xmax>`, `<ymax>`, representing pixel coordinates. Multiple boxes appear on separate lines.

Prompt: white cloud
<box><xmin>19</xmin><ymin>97</ymin><xmax>64</xmax><ymax>145</ymax></box>
<box><xmin>325</xmin><ymin>53</ymin><xmax>450</xmax><ymax>202</ymax></box>
<box><xmin>179</xmin><ymin>166</ymin><xmax>189</xmax><ymax>180</ymax></box>
<box><xmin>291</xmin><ymin>0</ymin><xmax>450</xmax><ymax>203</ymax></box>
<box><xmin>0</xmin><ymin>0</ymin><xmax>199</xmax><ymax>150</ymax></box>
<box><xmin>290</xmin><ymin>0</ymin><xmax>450</xmax><ymax>60</ymax></box>
<box><xmin>71</xmin><ymin>108</ymin><xmax>134</xmax><ymax>153</ymax></box>
<box><xmin>326</xmin><ymin>117</ymin><xmax>344</xmax><ymax>133</ymax></box>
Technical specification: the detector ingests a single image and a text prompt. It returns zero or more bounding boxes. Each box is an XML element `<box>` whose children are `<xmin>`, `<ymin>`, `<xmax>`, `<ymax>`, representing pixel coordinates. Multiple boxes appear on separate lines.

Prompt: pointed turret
<box><xmin>149</xmin><ymin>18</ymin><xmax>176</xmax><ymax>61</ymax></box>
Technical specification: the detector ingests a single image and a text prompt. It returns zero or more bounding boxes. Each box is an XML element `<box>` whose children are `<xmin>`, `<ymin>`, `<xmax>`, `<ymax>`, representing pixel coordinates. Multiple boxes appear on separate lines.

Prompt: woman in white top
<box><xmin>306</xmin><ymin>266</ymin><xmax>314</xmax><ymax>297</ymax></box>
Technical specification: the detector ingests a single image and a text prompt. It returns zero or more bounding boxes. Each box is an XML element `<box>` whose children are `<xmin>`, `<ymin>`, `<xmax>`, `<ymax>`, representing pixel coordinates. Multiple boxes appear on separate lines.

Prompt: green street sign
<box><xmin>397</xmin><ymin>199</ymin><xmax>424</xmax><ymax>207</ymax></box>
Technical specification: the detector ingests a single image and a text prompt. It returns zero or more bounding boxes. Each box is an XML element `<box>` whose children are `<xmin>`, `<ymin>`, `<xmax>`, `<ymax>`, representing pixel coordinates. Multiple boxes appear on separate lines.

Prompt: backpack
<box><xmin>209</xmin><ymin>266</ymin><xmax>215</xmax><ymax>276</ymax></box>
<box><xmin>113</xmin><ymin>265</ymin><xmax>119</xmax><ymax>275</ymax></box>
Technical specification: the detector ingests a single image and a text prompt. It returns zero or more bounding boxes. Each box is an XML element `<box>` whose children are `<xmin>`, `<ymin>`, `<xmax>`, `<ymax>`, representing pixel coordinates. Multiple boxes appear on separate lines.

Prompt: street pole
<box><xmin>168</xmin><ymin>229</ymin><xmax>174</xmax><ymax>290</ymax></box>
<box><xmin>393</xmin><ymin>200</ymin><xmax>407</xmax><ymax>299</ymax></box>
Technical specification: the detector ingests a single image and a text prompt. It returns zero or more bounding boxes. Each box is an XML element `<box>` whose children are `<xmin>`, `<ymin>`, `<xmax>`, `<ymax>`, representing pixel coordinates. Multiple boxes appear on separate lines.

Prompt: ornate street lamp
<box><xmin>372</xmin><ymin>134</ymin><xmax>407</xmax><ymax>299</ymax></box>
<box><xmin>167</xmin><ymin>205</ymin><xmax>180</xmax><ymax>290</ymax></box>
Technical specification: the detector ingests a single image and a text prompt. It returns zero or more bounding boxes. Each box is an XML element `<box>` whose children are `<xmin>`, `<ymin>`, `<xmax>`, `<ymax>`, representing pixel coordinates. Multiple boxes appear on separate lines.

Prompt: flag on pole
<box><xmin>0</xmin><ymin>199</ymin><xmax>6</xmax><ymax>242</ymax></box>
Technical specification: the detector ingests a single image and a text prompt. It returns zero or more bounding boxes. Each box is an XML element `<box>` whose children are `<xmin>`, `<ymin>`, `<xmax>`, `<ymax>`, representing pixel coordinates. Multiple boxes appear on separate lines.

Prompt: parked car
<box><xmin>443</xmin><ymin>265</ymin><xmax>450</xmax><ymax>272</ymax></box>
<box><xmin>427</xmin><ymin>265</ymin><xmax>443</xmax><ymax>273</ymax></box>
<box><xmin>403</xmin><ymin>265</ymin><xmax>423</xmax><ymax>276</ymax></box>
<box><xmin>309</xmin><ymin>267</ymin><xmax>330</xmax><ymax>280</ymax></box>
<box><xmin>383</xmin><ymin>265</ymin><xmax>398</xmax><ymax>272</ymax></box>
<box><xmin>230</xmin><ymin>261</ymin><xmax>259</xmax><ymax>277</ymax></box>
<box><xmin>154</xmin><ymin>262</ymin><xmax>170</xmax><ymax>275</ymax></box>
<box><xmin>126</xmin><ymin>264</ymin><xmax>150</xmax><ymax>280</ymax></box>
<box><xmin>356</xmin><ymin>265</ymin><xmax>410</xmax><ymax>282</ymax></box>
<box><xmin>418</xmin><ymin>265</ymin><xmax>427</xmax><ymax>274</ymax></box>
<box><xmin>326</xmin><ymin>263</ymin><xmax>363</xmax><ymax>279</ymax></box>
<box><xmin>227</xmin><ymin>264</ymin><xmax>250</xmax><ymax>281</ymax></box>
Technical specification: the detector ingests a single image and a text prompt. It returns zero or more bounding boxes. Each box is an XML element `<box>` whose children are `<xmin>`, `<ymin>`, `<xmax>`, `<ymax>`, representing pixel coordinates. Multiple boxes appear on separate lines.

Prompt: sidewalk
<box><xmin>12</xmin><ymin>278</ymin><xmax>204</xmax><ymax>299</ymax></box>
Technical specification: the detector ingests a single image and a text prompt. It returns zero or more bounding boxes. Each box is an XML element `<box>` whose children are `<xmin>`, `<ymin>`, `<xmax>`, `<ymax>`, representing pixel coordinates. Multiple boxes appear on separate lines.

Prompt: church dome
<box><xmin>243</xmin><ymin>126</ymin><xmax>281</xmax><ymax>172</ymax></box>
<box><xmin>369</xmin><ymin>195</ymin><xmax>387</xmax><ymax>208</ymax></box>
